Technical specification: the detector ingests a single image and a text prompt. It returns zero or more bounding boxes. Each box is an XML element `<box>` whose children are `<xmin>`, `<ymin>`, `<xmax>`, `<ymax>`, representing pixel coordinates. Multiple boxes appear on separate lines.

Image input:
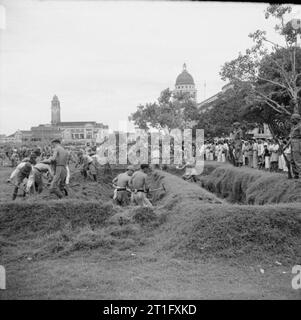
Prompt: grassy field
<box><xmin>0</xmin><ymin>164</ymin><xmax>301</xmax><ymax>299</ymax></box>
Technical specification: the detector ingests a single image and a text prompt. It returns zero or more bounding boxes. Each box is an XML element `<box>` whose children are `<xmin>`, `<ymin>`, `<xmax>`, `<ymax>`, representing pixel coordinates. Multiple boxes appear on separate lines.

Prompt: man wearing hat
<box><xmin>48</xmin><ymin>139</ymin><xmax>69</xmax><ymax>198</ymax></box>
<box><xmin>289</xmin><ymin>113</ymin><xmax>301</xmax><ymax>179</ymax></box>
<box><xmin>112</xmin><ymin>165</ymin><xmax>135</xmax><ymax>206</ymax></box>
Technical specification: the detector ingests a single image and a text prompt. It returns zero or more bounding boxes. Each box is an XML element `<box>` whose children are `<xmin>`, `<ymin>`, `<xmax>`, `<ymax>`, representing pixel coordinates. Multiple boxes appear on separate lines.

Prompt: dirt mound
<box><xmin>158</xmin><ymin>202</ymin><xmax>301</xmax><ymax>264</ymax></box>
<box><xmin>150</xmin><ymin>171</ymin><xmax>223</xmax><ymax>213</ymax></box>
<box><xmin>0</xmin><ymin>200</ymin><xmax>116</xmax><ymax>240</ymax></box>
<box><xmin>141</xmin><ymin>170</ymin><xmax>301</xmax><ymax>263</ymax></box>
<box><xmin>199</xmin><ymin>165</ymin><xmax>301</xmax><ymax>204</ymax></box>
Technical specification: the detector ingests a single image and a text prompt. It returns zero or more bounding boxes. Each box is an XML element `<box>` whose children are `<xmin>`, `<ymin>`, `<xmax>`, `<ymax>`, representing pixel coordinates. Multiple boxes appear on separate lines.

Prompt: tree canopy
<box><xmin>220</xmin><ymin>4</ymin><xmax>301</xmax><ymax>138</ymax></box>
<box><xmin>129</xmin><ymin>88</ymin><xmax>199</xmax><ymax>132</ymax></box>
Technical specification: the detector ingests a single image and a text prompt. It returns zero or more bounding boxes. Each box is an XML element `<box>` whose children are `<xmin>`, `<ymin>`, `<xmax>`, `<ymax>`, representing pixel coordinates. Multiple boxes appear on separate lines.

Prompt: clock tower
<box><xmin>51</xmin><ymin>95</ymin><xmax>61</xmax><ymax>125</ymax></box>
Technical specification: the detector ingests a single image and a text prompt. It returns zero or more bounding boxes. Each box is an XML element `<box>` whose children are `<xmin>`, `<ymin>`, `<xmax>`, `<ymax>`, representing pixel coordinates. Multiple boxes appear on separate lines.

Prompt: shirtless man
<box><xmin>112</xmin><ymin>165</ymin><xmax>135</xmax><ymax>206</ymax></box>
<box><xmin>129</xmin><ymin>164</ymin><xmax>153</xmax><ymax>207</ymax></box>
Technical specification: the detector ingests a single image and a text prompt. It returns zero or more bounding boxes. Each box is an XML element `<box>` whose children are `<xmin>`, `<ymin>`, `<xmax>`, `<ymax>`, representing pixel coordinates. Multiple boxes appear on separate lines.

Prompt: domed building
<box><xmin>174</xmin><ymin>63</ymin><xmax>197</xmax><ymax>101</ymax></box>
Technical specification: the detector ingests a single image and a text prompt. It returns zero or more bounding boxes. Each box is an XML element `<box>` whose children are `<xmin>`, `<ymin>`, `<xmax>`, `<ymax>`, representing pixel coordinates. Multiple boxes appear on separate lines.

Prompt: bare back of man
<box><xmin>115</xmin><ymin>172</ymin><xmax>131</xmax><ymax>188</ymax></box>
<box><xmin>129</xmin><ymin>169</ymin><xmax>152</xmax><ymax>207</ymax></box>
<box><xmin>112</xmin><ymin>167</ymin><xmax>134</xmax><ymax>206</ymax></box>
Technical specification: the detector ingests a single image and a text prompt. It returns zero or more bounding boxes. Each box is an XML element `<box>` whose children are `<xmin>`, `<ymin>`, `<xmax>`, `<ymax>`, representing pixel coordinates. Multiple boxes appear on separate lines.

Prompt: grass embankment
<box><xmin>199</xmin><ymin>164</ymin><xmax>301</xmax><ymax>204</ymax></box>
<box><xmin>1</xmin><ymin>168</ymin><xmax>300</xmax><ymax>266</ymax></box>
<box><xmin>0</xmin><ymin>199</ymin><xmax>167</xmax><ymax>261</ymax></box>
<box><xmin>149</xmin><ymin>171</ymin><xmax>301</xmax><ymax>264</ymax></box>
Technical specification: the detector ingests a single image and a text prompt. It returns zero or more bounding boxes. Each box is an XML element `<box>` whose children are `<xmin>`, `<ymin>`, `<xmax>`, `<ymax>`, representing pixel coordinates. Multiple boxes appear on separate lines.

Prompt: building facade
<box><xmin>6</xmin><ymin>95</ymin><xmax>108</xmax><ymax>145</ymax></box>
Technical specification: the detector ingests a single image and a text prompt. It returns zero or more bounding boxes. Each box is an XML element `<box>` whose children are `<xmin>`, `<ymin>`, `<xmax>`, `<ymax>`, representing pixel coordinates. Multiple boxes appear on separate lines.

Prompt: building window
<box><xmin>86</xmin><ymin>129</ymin><xmax>93</xmax><ymax>139</ymax></box>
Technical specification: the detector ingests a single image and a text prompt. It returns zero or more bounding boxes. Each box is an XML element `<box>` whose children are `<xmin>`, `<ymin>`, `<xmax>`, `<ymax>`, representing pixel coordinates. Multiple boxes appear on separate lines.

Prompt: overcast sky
<box><xmin>0</xmin><ymin>0</ymin><xmax>300</xmax><ymax>135</ymax></box>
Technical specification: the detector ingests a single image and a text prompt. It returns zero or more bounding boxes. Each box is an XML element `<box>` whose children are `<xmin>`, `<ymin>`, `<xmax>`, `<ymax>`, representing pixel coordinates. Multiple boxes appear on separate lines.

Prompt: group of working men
<box><xmin>7</xmin><ymin>139</ymin><xmax>70</xmax><ymax>200</ymax></box>
<box><xmin>112</xmin><ymin>164</ymin><xmax>153</xmax><ymax>207</ymax></box>
<box><xmin>6</xmin><ymin>138</ymin><xmax>154</xmax><ymax>207</ymax></box>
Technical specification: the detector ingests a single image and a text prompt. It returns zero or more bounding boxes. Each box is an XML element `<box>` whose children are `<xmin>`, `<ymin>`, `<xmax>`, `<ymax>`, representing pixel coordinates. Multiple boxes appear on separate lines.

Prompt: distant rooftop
<box><xmin>57</xmin><ymin>121</ymin><xmax>108</xmax><ymax>128</ymax></box>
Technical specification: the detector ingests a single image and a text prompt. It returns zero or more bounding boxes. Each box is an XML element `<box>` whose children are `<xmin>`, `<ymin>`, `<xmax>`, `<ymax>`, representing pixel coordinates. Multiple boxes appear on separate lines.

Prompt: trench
<box><xmin>167</xmin><ymin>163</ymin><xmax>301</xmax><ymax>205</ymax></box>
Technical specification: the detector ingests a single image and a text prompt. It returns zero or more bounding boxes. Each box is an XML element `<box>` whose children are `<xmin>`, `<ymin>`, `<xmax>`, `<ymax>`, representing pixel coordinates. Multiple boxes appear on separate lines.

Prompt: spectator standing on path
<box><xmin>257</xmin><ymin>139</ymin><xmax>264</xmax><ymax>169</ymax></box>
<box><xmin>252</xmin><ymin>139</ymin><xmax>258</xmax><ymax>169</ymax></box>
<box><xmin>269</xmin><ymin>139</ymin><xmax>279</xmax><ymax>172</ymax></box>
<box><xmin>263</xmin><ymin>144</ymin><xmax>270</xmax><ymax>170</ymax></box>
<box><xmin>289</xmin><ymin>113</ymin><xmax>301</xmax><ymax>179</ymax></box>
<box><xmin>231</xmin><ymin>122</ymin><xmax>243</xmax><ymax>167</ymax></box>
<box><xmin>247</xmin><ymin>140</ymin><xmax>253</xmax><ymax>168</ymax></box>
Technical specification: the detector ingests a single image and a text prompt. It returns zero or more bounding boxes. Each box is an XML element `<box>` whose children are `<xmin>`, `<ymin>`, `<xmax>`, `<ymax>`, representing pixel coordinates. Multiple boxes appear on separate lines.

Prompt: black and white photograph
<box><xmin>0</xmin><ymin>0</ymin><xmax>301</xmax><ymax>304</ymax></box>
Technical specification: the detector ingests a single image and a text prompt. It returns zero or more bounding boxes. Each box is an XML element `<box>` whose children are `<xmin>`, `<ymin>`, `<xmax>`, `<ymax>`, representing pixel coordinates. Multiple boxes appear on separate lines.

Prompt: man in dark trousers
<box><xmin>7</xmin><ymin>154</ymin><xmax>36</xmax><ymax>200</ymax></box>
<box><xmin>49</xmin><ymin>139</ymin><xmax>69</xmax><ymax>199</ymax></box>
<box><xmin>231</xmin><ymin>122</ymin><xmax>243</xmax><ymax>167</ymax></box>
<box><xmin>289</xmin><ymin>113</ymin><xmax>301</xmax><ymax>179</ymax></box>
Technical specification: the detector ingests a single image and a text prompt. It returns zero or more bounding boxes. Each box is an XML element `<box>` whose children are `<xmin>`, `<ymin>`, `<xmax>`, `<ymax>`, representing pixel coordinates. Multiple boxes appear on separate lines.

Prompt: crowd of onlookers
<box><xmin>203</xmin><ymin>137</ymin><xmax>291</xmax><ymax>172</ymax></box>
<box><xmin>0</xmin><ymin>136</ymin><xmax>292</xmax><ymax>174</ymax></box>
